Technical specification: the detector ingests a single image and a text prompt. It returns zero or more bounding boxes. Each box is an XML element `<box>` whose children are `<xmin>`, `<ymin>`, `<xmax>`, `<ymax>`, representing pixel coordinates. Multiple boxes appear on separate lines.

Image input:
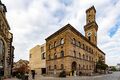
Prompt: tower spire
<box><xmin>0</xmin><ymin>0</ymin><xmax>7</xmax><ymax>13</ymax></box>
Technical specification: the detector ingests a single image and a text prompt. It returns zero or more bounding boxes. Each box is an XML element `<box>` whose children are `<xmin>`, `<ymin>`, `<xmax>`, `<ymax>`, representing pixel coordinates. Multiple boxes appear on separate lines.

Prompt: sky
<box><xmin>2</xmin><ymin>0</ymin><xmax>120</xmax><ymax>66</ymax></box>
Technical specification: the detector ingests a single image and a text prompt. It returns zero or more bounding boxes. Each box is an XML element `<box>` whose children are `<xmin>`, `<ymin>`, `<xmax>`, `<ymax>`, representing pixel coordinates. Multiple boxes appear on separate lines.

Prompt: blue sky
<box><xmin>2</xmin><ymin>0</ymin><xmax>120</xmax><ymax>66</ymax></box>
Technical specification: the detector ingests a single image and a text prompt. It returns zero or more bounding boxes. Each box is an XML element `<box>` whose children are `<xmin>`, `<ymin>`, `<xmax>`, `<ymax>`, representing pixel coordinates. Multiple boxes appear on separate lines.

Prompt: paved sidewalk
<box><xmin>4</xmin><ymin>78</ymin><xmax>20</xmax><ymax>80</ymax></box>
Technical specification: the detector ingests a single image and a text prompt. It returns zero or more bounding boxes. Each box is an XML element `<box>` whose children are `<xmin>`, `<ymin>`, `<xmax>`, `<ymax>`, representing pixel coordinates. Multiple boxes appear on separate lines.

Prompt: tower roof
<box><xmin>86</xmin><ymin>6</ymin><xmax>96</xmax><ymax>13</ymax></box>
<box><xmin>0</xmin><ymin>0</ymin><xmax>7</xmax><ymax>12</ymax></box>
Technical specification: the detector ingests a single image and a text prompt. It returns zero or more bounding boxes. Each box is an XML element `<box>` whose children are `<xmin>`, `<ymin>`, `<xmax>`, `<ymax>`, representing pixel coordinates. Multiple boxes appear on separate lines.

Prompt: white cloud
<box><xmin>2</xmin><ymin>0</ymin><xmax>120</xmax><ymax>66</ymax></box>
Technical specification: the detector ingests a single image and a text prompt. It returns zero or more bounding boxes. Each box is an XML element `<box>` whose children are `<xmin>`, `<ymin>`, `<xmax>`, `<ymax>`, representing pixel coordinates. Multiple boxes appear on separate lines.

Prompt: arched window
<box><xmin>79</xmin><ymin>64</ymin><xmax>81</xmax><ymax>70</ymax></box>
<box><xmin>49</xmin><ymin>44</ymin><xmax>52</xmax><ymax>49</ymax></box>
<box><xmin>83</xmin><ymin>54</ymin><xmax>85</xmax><ymax>59</ymax></box>
<box><xmin>61</xmin><ymin>64</ymin><xmax>64</xmax><ymax>69</ymax></box>
<box><xmin>61</xmin><ymin>51</ymin><xmax>64</xmax><ymax>57</ymax></box>
<box><xmin>54</xmin><ymin>53</ymin><xmax>57</xmax><ymax>59</ymax></box>
<box><xmin>78</xmin><ymin>41</ymin><xmax>81</xmax><ymax>47</ymax></box>
<box><xmin>49</xmin><ymin>54</ymin><xmax>51</xmax><ymax>60</ymax></box>
<box><xmin>83</xmin><ymin>65</ymin><xmax>85</xmax><ymax>69</ymax></box>
<box><xmin>86</xmin><ymin>46</ymin><xmax>88</xmax><ymax>51</ymax></box>
<box><xmin>54</xmin><ymin>65</ymin><xmax>56</xmax><ymax>69</ymax></box>
<box><xmin>73</xmin><ymin>38</ymin><xmax>76</xmax><ymax>44</ymax></box>
<box><xmin>60</xmin><ymin>38</ymin><xmax>64</xmax><ymax>44</ymax></box>
<box><xmin>54</xmin><ymin>41</ymin><xmax>57</xmax><ymax>47</ymax></box>
<box><xmin>49</xmin><ymin>65</ymin><xmax>51</xmax><ymax>70</ymax></box>
<box><xmin>86</xmin><ymin>55</ymin><xmax>88</xmax><ymax>60</ymax></box>
<box><xmin>86</xmin><ymin>65</ymin><xmax>88</xmax><ymax>70</ymax></box>
<box><xmin>79</xmin><ymin>53</ymin><xmax>81</xmax><ymax>58</ymax></box>
<box><xmin>0</xmin><ymin>39</ymin><xmax>5</xmax><ymax>55</ymax></box>
<box><xmin>88</xmin><ymin>36</ymin><xmax>91</xmax><ymax>41</ymax></box>
<box><xmin>74</xmin><ymin>51</ymin><xmax>76</xmax><ymax>57</ymax></box>
<box><xmin>83</xmin><ymin>44</ymin><xmax>85</xmax><ymax>49</ymax></box>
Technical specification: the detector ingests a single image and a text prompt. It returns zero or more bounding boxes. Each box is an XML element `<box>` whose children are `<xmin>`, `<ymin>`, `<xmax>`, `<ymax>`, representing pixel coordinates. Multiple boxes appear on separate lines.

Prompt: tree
<box><xmin>96</xmin><ymin>59</ymin><xmax>108</xmax><ymax>73</ymax></box>
<box><xmin>111</xmin><ymin>66</ymin><xmax>117</xmax><ymax>71</ymax></box>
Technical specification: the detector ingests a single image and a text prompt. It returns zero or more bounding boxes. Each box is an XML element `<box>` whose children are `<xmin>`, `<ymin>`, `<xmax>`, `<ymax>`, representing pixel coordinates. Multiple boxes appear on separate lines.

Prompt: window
<box><xmin>89</xmin><ymin>48</ymin><xmax>91</xmax><ymax>53</ymax></box>
<box><xmin>61</xmin><ymin>64</ymin><xmax>64</xmax><ymax>69</ymax></box>
<box><xmin>89</xmin><ymin>65</ymin><xmax>91</xmax><ymax>70</ymax></box>
<box><xmin>41</xmin><ymin>46</ymin><xmax>44</xmax><ymax>52</ymax></box>
<box><xmin>83</xmin><ymin>65</ymin><xmax>85</xmax><ymax>69</ymax></box>
<box><xmin>54</xmin><ymin>53</ymin><xmax>57</xmax><ymax>59</ymax></box>
<box><xmin>89</xmin><ymin>56</ymin><xmax>91</xmax><ymax>61</ymax></box>
<box><xmin>83</xmin><ymin>54</ymin><xmax>85</xmax><ymax>59</ymax></box>
<box><xmin>73</xmin><ymin>38</ymin><xmax>76</xmax><ymax>44</ymax></box>
<box><xmin>61</xmin><ymin>51</ymin><xmax>64</xmax><ymax>57</ymax></box>
<box><xmin>79</xmin><ymin>65</ymin><xmax>81</xmax><ymax>70</ymax></box>
<box><xmin>88</xmin><ymin>36</ymin><xmax>91</xmax><ymax>41</ymax></box>
<box><xmin>49</xmin><ymin>54</ymin><xmax>51</xmax><ymax>60</ymax></box>
<box><xmin>0</xmin><ymin>39</ymin><xmax>5</xmax><ymax>55</ymax></box>
<box><xmin>79</xmin><ymin>53</ymin><xmax>81</xmax><ymax>58</ymax></box>
<box><xmin>83</xmin><ymin>44</ymin><xmax>85</xmax><ymax>49</ymax></box>
<box><xmin>74</xmin><ymin>51</ymin><xmax>76</xmax><ymax>57</ymax></box>
<box><xmin>86</xmin><ymin>65</ymin><xmax>88</xmax><ymax>70</ymax></box>
<box><xmin>49</xmin><ymin>65</ymin><xmax>51</xmax><ymax>70</ymax></box>
<box><xmin>60</xmin><ymin>38</ymin><xmax>64</xmax><ymax>44</ymax></box>
<box><xmin>54</xmin><ymin>65</ymin><xmax>56</xmax><ymax>69</ymax></box>
<box><xmin>42</xmin><ymin>53</ymin><xmax>45</xmax><ymax>59</ymax></box>
<box><xmin>78</xmin><ymin>41</ymin><xmax>81</xmax><ymax>47</ymax></box>
<box><xmin>86</xmin><ymin>46</ymin><xmax>88</xmax><ymax>51</ymax></box>
<box><xmin>49</xmin><ymin>44</ymin><xmax>52</xmax><ymax>49</ymax></box>
<box><xmin>54</xmin><ymin>41</ymin><xmax>57</xmax><ymax>47</ymax></box>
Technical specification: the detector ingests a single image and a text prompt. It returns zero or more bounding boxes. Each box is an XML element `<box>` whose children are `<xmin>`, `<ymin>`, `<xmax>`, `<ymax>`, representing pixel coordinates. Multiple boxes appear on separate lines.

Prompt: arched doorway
<box><xmin>0</xmin><ymin>38</ymin><xmax>5</xmax><ymax>76</ymax></box>
<box><xmin>71</xmin><ymin>61</ymin><xmax>77</xmax><ymax>76</ymax></box>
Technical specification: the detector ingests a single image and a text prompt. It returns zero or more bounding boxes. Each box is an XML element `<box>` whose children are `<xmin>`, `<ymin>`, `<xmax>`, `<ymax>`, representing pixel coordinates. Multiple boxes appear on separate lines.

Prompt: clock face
<box><xmin>0</xmin><ymin>39</ymin><xmax>5</xmax><ymax>55</ymax></box>
<box><xmin>87</xmin><ymin>32</ymin><xmax>92</xmax><ymax>36</ymax></box>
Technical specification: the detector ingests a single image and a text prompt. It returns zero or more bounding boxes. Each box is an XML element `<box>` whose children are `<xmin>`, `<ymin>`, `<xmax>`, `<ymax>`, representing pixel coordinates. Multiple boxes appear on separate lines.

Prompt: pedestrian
<box><xmin>31</xmin><ymin>70</ymin><xmax>35</xmax><ymax>79</ymax></box>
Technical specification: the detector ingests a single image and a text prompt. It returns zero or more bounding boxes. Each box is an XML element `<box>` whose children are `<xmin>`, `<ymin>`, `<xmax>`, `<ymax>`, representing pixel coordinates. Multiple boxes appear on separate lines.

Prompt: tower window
<box><xmin>88</xmin><ymin>36</ymin><xmax>91</xmax><ymax>41</ymax></box>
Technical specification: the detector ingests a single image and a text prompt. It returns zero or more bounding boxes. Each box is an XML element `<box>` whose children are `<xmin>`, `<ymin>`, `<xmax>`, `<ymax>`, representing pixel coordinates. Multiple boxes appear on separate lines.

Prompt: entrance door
<box><xmin>71</xmin><ymin>61</ymin><xmax>77</xmax><ymax>76</ymax></box>
<box><xmin>41</xmin><ymin>68</ymin><xmax>46</xmax><ymax>74</ymax></box>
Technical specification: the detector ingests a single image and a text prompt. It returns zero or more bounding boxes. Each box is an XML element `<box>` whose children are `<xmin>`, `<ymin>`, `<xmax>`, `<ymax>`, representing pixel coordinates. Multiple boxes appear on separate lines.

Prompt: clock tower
<box><xmin>84</xmin><ymin>6</ymin><xmax>98</xmax><ymax>45</ymax></box>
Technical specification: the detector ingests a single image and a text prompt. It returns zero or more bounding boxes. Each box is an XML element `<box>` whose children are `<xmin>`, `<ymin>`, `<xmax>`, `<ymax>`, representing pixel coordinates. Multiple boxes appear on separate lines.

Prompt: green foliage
<box><xmin>111</xmin><ymin>67</ymin><xmax>117</xmax><ymax>71</ymax></box>
<box><xmin>96</xmin><ymin>59</ymin><xmax>108</xmax><ymax>71</ymax></box>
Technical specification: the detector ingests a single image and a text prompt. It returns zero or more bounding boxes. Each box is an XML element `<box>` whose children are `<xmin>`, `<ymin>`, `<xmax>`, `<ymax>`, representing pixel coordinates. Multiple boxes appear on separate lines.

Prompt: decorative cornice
<box><xmin>45</xmin><ymin>24</ymin><xmax>105</xmax><ymax>55</ymax></box>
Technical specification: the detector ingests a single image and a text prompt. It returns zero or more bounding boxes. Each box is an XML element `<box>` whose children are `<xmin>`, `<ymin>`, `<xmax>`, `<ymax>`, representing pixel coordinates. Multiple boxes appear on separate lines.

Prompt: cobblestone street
<box><xmin>28</xmin><ymin>72</ymin><xmax>120</xmax><ymax>80</ymax></box>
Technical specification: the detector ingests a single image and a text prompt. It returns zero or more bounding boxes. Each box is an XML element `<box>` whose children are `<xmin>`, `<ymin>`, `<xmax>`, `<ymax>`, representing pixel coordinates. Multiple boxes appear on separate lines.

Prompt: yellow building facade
<box><xmin>46</xmin><ymin>6</ymin><xmax>105</xmax><ymax>76</ymax></box>
<box><xmin>29</xmin><ymin>44</ymin><xmax>46</xmax><ymax>75</ymax></box>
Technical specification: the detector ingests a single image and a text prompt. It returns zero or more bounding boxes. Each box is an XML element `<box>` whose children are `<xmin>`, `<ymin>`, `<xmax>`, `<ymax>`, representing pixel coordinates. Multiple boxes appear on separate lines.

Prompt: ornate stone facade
<box><xmin>0</xmin><ymin>0</ymin><xmax>14</xmax><ymax>77</ymax></box>
<box><xmin>46</xmin><ymin>6</ymin><xmax>105</xmax><ymax>76</ymax></box>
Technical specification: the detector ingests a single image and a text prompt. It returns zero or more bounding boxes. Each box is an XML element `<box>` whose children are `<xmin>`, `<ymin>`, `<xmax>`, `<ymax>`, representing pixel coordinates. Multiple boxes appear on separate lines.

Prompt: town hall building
<box><xmin>45</xmin><ymin>6</ymin><xmax>105</xmax><ymax>76</ymax></box>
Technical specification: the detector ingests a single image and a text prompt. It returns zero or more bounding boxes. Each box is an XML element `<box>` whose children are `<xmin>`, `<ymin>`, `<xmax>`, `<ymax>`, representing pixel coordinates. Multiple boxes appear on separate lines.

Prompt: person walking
<box><xmin>31</xmin><ymin>70</ymin><xmax>35</xmax><ymax>79</ymax></box>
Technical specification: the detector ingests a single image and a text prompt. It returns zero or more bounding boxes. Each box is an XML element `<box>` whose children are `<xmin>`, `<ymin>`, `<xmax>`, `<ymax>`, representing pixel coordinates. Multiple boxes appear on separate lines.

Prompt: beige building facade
<box><xmin>46</xmin><ymin>6</ymin><xmax>105</xmax><ymax>76</ymax></box>
<box><xmin>0</xmin><ymin>0</ymin><xmax>14</xmax><ymax>78</ymax></box>
<box><xmin>29</xmin><ymin>44</ymin><xmax>46</xmax><ymax>75</ymax></box>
